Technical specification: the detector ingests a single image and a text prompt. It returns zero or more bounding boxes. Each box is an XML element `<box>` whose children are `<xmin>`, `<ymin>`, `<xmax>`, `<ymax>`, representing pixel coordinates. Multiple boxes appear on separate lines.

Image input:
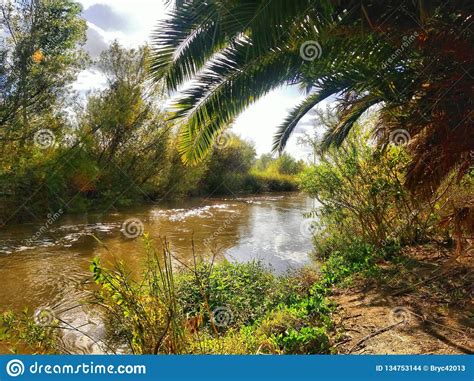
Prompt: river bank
<box><xmin>331</xmin><ymin>244</ymin><xmax>473</xmax><ymax>354</ymax></box>
<box><xmin>2</xmin><ymin>238</ymin><xmax>471</xmax><ymax>355</ymax></box>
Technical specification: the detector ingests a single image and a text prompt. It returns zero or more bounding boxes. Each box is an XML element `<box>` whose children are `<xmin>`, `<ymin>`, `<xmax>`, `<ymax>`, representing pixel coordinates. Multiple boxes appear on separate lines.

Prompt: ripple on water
<box><xmin>0</xmin><ymin>222</ymin><xmax>120</xmax><ymax>254</ymax></box>
<box><xmin>150</xmin><ymin>204</ymin><xmax>235</xmax><ymax>222</ymax></box>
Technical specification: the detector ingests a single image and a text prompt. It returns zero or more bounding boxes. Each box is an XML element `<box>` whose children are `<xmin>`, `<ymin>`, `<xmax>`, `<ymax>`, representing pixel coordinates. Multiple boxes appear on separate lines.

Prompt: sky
<box><xmin>76</xmin><ymin>0</ymin><xmax>317</xmax><ymax>161</ymax></box>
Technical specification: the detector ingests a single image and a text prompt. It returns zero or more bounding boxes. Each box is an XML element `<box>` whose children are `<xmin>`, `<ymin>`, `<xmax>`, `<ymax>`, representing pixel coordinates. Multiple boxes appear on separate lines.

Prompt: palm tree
<box><xmin>150</xmin><ymin>0</ymin><xmax>473</xmax><ymax>196</ymax></box>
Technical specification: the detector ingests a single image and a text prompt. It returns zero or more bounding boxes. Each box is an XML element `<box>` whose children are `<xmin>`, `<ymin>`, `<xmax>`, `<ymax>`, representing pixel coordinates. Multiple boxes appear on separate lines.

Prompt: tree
<box><xmin>80</xmin><ymin>42</ymin><xmax>171</xmax><ymax>192</ymax></box>
<box><xmin>254</xmin><ymin>153</ymin><xmax>274</xmax><ymax>172</ymax></box>
<box><xmin>200</xmin><ymin>134</ymin><xmax>256</xmax><ymax>195</ymax></box>
<box><xmin>273</xmin><ymin>153</ymin><xmax>305</xmax><ymax>175</ymax></box>
<box><xmin>150</xmin><ymin>0</ymin><xmax>473</xmax><ymax>197</ymax></box>
<box><xmin>0</xmin><ymin>0</ymin><xmax>86</xmax><ymax>151</ymax></box>
<box><xmin>299</xmin><ymin>122</ymin><xmax>431</xmax><ymax>255</ymax></box>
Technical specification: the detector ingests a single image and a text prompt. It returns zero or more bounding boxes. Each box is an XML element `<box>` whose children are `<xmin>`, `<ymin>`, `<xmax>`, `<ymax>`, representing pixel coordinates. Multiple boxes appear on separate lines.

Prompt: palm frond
<box><xmin>321</xmin><ymin>95</ymin><xmax>382</xmax><ymax>149</ymax></box>
<box><xmin>272</xmin><ymin>88</ymin><xmax>339</xmax><ymax>153</ymax></box>
<box><xmin>176</xmin><ymin>44</ymin><xmax>301</xmax><ymax>163</ymax></box>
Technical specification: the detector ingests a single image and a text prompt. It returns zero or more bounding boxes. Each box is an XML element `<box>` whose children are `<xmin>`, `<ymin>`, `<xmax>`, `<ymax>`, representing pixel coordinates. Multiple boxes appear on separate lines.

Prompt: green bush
<box><xmin>318</xmin><ymin>241</ymin><xmax>378</xmax><ymax>287</ymax></box>
<box><xmin>175</xmin><ymin>261</ymin><xmax>284</xmax><ymax>328</ymax></box>
<box><xmin>247</xmin><ymin>171</ymin><xmax>299</xmax><ymax>192</ymax></box>
<box><xmin>299</xmin><ymin>125</ymin><xmax>432</xmax><ymax>257</ymax></box>
<box><xmin>0</xmin><ymin>310</ymin><xmax>61</xmax><ymax>354</ymax></box>
<box><xmin>255</xmin><ymin>304</ymin><xmax>331</xmax><ymax>354</ymax></box>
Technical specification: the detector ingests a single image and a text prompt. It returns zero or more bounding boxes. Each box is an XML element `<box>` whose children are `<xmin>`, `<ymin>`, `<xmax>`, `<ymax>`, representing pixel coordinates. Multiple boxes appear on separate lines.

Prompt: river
<box><xmin>0</xmin><ymin>192</ymin><xmax>315</xmax><ymax>353</ymax></box>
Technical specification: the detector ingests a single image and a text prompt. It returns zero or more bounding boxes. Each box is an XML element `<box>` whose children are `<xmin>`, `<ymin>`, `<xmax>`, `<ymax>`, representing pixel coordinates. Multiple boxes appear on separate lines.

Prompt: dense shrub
<box><xmin>83</xmin><ymin>239</ymin><xmax>333</xmax><ymax>355</ymax></box>
<box><xmin>298</xmin><ymin>125</ymin><xmax>435</xmax><ymax>257</ymax></box>
<box><xmin>176</xmin><ymin>261</ymin><xmax>282</xmax><ymax>328</ymax></box>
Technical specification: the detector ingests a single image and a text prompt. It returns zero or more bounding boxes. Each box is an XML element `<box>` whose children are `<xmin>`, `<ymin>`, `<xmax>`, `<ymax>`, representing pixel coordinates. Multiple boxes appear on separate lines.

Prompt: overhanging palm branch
<box><xmin>151</xmin><ymin>0</ymin><xmax>473</xmax><ymax>195</ymax></box>
<box><xmin>321</xmin><ymin>94</ymin><xmax>382</xmax><ymax>150</ymax></box>
<box><xmin>174</xmin><ymin>41</ymin><xmax>301</xmax><ymax>163</ymax></box>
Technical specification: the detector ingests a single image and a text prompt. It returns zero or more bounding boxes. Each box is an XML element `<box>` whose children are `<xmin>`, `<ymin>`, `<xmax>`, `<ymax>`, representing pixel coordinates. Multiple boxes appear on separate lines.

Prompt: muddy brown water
<box><xmin>0</xmin><ymin>192</ymin><xmax>315</xmax><ymax>353</ymax></box>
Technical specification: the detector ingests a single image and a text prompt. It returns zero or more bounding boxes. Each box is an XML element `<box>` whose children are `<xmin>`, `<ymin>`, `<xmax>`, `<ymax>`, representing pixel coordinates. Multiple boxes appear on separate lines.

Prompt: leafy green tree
<box><xmin>254</xmin><ymin>153</ymin><xmax>274</xmax><ymax>172</ymax></box>
<box><xmin>80</xmin><ymin>42</ymin><xmax>171</xmax><ymax>199</ymax></box>
<box><xmin>273</xmin><ymin>153</ymin><xmax>305</xmax><ymax>175</ymax></box>
<box><xmin>254</xmin><ymin>152</ymin><xmax>304</xmax><ymax>175</ymax></box>
<box><xmin>200</xmin><ymin>134</ymin><xmax>256</xmax><ymax>195</ymax></box>
<box><xmin>151</xmin><ymin>0</ymin><xmax>472</xmax><ymax>197</ymax></box>
<box><xmin>0</xmin><ymin>0</ymin><xmax>86</xmax><ymax>221</ymax></box>
<box><xmin>0</xmin><ymin>0</ymin><xmax>86</xmax><ymax>151</ymax></box>
<box><xmin>298</xmin><ymin>122</ymin><xmax>436</xmax><ymax>256</ymax></box>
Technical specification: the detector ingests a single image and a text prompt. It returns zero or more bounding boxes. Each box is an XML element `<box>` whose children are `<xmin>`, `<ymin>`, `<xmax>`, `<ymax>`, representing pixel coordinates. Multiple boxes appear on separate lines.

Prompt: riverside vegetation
<box><xmin>0</xmin><ymin>21</ymin><xmax>303</xmax><ymax>224</ymax></box>
<box><xmin>1</xmin><ymin>115</ymin><xmax>472</xmax><ymax>354</ymax></box>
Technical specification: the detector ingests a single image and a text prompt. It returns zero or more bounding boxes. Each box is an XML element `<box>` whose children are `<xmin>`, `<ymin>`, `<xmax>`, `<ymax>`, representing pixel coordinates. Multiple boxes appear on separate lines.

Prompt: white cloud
<box><xmin>231</xmin><ymin>87</ymin><xmax>302</xmax><ymax>157</ymax></box>
<box><xmin>73</xmin><ymin>69</ymin><xmax>107</xmax><ymax>92</ymax></box>
<box><xmin>231</xmin><ymin>86</ymin><xmax>321</xmax><ymax>160</ymax></box>
<box><xmin>76</xmin><ymin>0</ymin><xmax>167</xmax><ymax>93</ymax></box>
<box><xmin>78</xmin><ymin>0</ymin><xmax>166</xmax><ymax>44</ymax></box>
